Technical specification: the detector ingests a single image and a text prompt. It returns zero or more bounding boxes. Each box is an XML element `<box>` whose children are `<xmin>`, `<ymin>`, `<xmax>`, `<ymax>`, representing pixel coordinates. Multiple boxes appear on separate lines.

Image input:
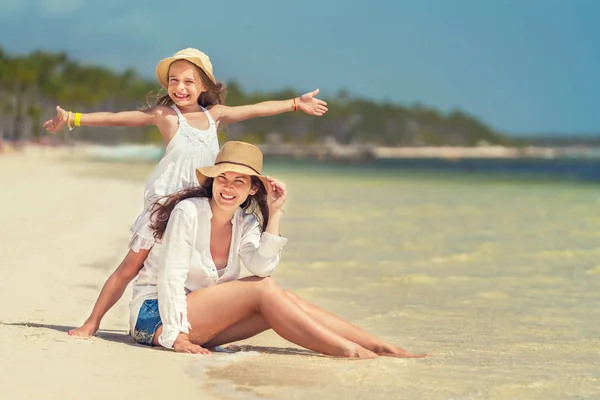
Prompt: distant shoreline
<box><xmin>3</xmin><ymin>141</ymin><xmax>599</xmax><ymax>183</ymax></box>
<box><xmin>259</xmin><ymin>143</ymin><xmax>600</xmax><ymax>161</ymax></box>
<box><xmin>2</xmin><ymin>141</ymin><xmax>600</xmax><ymax>161</ymax></box>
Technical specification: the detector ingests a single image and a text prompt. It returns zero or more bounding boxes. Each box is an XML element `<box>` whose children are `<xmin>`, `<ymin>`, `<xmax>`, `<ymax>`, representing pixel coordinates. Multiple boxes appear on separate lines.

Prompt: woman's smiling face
<box><xmin>211</xmin><ymin>171</ymin><xmax>258</xmax><ymax>211</ymax></box>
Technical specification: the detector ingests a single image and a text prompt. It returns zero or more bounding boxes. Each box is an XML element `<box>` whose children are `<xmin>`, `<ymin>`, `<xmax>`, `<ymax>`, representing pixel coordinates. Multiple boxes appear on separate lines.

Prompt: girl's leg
<box><xmin>68</xmin><ymin>248</ymin><xmax>150</xmax><ymax>337</ymax></box>
<box><xmin>155</xmin><ymin>277</ymin><xmax>377</xmax><ymax>358</ymax></box>
<box><xmin>282</xmin><ymin>290</ymin><xmax>426</xmax><ymax>358</ymax></box>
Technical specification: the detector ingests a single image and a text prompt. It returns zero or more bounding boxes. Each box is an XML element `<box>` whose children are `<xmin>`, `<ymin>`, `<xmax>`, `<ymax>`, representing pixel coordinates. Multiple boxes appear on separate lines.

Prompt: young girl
<box><xmin>42</xmin><ymin>48</ymin><xmax>328</xmax><ymax>337</ymax></box>
<box><xmin>131</xmin><ymin>141</ymin><xmax>425</xmax><ymax>358</ymax></box>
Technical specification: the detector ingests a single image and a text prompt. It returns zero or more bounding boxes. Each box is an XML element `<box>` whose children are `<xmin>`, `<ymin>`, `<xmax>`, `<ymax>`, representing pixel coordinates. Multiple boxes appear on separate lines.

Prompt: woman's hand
<box><xmin>296</xmin><ymin>89</ymin><xmax>328</xmax><ymax>116</ymax></box>
<box><xmin>173</xmin><ymin>334</ymin><xmax>211</xmax><ymax>354</ymax></box>
<box><xmin>42</xmin><ymin>106</ymin><xmax>69</xmax><ymax>134</ymax></box>
<box><xmin>265</xmin><ymin>176</ymin><xmax>286</xmax><ymax>215</ymax></box>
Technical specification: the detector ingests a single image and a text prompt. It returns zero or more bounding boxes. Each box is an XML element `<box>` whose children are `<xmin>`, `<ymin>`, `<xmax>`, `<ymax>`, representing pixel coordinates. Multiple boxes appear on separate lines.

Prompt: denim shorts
<box><xmin>132</xmin><ymin>299</ymin><xmax>163</xmax><ymax>346</ymax></box>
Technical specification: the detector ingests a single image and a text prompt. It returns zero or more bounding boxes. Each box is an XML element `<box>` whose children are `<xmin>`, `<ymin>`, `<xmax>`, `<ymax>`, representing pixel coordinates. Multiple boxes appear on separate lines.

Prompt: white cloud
<box><xmin>37</xmin><ymin>0</ymin><xmax>83</xmax><ymax>17</ymax></box>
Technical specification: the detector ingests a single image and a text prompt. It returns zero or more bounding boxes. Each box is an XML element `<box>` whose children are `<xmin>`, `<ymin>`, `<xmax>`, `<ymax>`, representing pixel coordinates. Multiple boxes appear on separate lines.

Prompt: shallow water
<box><xmin>102</xmin><ymin>160</ymin><xmax>600</xmax><ymax>399</ymax></box>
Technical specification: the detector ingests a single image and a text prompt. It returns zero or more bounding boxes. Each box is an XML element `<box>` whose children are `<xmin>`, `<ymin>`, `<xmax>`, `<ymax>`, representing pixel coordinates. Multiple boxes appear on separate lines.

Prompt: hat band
<box><xmin>215</xmin><ymin>161</ymin><xmax>261</xmax><ymax>175</ymax></box>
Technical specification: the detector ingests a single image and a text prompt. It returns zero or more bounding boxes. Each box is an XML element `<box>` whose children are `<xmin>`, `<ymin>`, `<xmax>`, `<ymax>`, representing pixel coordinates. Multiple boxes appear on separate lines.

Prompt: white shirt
<box><xmin>129</xmin><ymin>197</ymin><xmax>288</xmax><ymax>349</ymax></box>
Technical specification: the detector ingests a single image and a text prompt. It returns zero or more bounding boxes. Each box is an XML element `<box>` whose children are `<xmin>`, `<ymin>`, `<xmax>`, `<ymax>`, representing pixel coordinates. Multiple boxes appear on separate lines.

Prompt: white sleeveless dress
<box><xmin>128</xmin><ymin>104</ymin><xmax>220</xmax><ymax>252</ymax></box>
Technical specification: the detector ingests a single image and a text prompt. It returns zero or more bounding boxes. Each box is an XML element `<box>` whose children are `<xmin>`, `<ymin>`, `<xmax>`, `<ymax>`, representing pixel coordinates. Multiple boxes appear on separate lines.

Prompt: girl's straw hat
<box><xmin>156</xmin><ymin>48</ymin><xmax>215</xmax><ymax>88</ymax></box>
<box><xmin>196</xmin><ymin>141</ymin><xmax>270</xmax><ymax>190</ymax></box>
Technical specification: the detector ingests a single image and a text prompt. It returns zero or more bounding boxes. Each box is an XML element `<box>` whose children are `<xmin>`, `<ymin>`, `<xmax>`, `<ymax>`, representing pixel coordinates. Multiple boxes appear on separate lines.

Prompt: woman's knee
<box><xmin>258</xmin><ymin>276</ymin><xmax>279</xmax><ymax>291</ymax></box>
<box><xmin>241</xmin><ymin>275</ymin><xmax>276</xmax><ymax>284</ymax></box>
<box><xmin>241</xmin><ymin>276</ymin><xmax>280</xmax><ymax>294</ymax></box>
<box><xmin>236</xmin><ymin>277</ymin><xmax>283</xmax><ymax>306</ymax></box>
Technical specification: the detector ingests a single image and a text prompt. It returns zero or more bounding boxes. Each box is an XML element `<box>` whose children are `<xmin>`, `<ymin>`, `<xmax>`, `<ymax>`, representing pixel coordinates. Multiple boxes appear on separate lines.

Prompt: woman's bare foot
<box><xmin>343</xmin><ymin>344</ymin><xmax>379</xmax><ymax>359</ymax></box>
<box><xmin>376</xmin><ymin>344</ymin><xmax>427</xmax><ymax>358</ymax></box>
<box><xmin>67</xmin><ymin>321</ymin><xmax>99</xmax><ymax>338</ymax></box>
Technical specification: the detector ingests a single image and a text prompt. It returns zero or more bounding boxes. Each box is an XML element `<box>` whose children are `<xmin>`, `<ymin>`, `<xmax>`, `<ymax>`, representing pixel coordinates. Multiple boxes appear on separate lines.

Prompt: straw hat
<box><xmin>196</xmin><ymin>141</ymin><xmax>270</xmax><ymax>190</ymax></box>
<box><xmin>155</xmin><ymin>48</ymin><xmax>215</xmax><ymax>89</ymax></box>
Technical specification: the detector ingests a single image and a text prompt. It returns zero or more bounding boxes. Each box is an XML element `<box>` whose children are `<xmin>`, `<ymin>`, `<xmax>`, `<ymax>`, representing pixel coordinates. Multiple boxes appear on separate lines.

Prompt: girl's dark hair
<box><xmin>149</xmin><ymin>176</ymin><xmax>269</xmax><ymax>241</ymax></box>
<box><xmin>146</xmin><ymin>62</ymin><xmax>226</xmax><ymax>108</ymax></box>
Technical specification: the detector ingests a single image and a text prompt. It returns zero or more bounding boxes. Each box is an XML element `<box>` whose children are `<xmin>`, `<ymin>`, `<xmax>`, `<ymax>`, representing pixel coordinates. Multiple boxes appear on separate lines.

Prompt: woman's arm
<box><xmin>238</xmin><ymin>219</ymin><xmax>288</xmax><ymax>277</ymax></box>
<box><xmin>155</xmin><ymin>203</ymin><xmax>198</xmax><ymax>350</ymax></box>
<box><xmin>265</xmin><ymin>176</ymin><xmax>286</xmax><ymax>236</ymax></box>
<box><xmin>239</xmin><ymin>177</ymin><xmax>288</xmax><ymax>276</ymax></box>
<box><xmin>211</xmin><ymin>89</ymin><xmax>328</xmax><ymax>125</ymax></box>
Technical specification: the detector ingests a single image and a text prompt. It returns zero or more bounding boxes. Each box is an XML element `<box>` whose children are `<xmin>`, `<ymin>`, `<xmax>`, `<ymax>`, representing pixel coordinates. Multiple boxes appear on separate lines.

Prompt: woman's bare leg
<box><xmin>68</xmin><ymin>248</ymin><xmax>149</xmax><ymax>337</ymax></box>
<box><xmin>202</xmin><ymin>314</ymin><xmax>269</xmax><ymax>348</ymax></box>
<box><xmin>282</xmin><ymin>290</ymin><xmax>426</xmax><ymax>358</ymax></box>
<box><xmin>200</xmin><ymin>288</ymin><xmax>424</xmax><ymax>358</ymax></box>
<box><xmin>154</xmin><ymin>277</ymin><xmax>377</xmax><ymax>358</ymax></box>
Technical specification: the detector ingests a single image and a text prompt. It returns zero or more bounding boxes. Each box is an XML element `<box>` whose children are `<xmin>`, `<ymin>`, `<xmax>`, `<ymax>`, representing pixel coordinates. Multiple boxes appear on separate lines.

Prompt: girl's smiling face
<box><xmin>167</xmin><ymin>60</ymin><xmax>205</xmax><ymax>108</ymax></box>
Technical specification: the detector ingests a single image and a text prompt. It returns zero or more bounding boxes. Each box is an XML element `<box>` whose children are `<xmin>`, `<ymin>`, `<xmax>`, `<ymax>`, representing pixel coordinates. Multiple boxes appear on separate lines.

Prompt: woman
<box><xmin>129</xmin><ymin>141</ymin><xmax>425</xmax><ymax>358</ymax></box>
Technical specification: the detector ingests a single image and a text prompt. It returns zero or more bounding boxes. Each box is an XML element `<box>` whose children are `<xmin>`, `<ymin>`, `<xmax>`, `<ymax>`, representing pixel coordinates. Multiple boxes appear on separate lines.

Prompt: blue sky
<box><xmin>1</xmin><ymin>0</ymin><xmax>599</xmax><ymax>136</ymax></box>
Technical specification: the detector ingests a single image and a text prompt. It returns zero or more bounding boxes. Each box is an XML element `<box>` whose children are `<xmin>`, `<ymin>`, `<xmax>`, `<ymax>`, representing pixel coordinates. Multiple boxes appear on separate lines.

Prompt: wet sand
<box><xmin>1</xmin><ymin>147</ymin><xmax>599</xmax><ymax>399</ymax></box>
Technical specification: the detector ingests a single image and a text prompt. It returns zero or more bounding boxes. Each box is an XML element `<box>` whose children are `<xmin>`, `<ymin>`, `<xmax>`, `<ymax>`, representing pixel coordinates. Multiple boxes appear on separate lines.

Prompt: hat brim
<box><xmin>156</xmin><ymin>55</ymin><xmax>215</xmax><ymax>89</ymax></box>
<box><xmin>196</xmin><ymin>163</ymin><xmax>271</xmax><ymax>192</ymax></box>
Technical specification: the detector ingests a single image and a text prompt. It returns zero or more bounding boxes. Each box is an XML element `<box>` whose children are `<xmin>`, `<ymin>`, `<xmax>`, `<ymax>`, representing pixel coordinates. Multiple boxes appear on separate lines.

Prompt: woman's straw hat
<box><xmin>156</xmin><ymin>48</ymin><xmax>215</xmax><ymax>89</ymax></box>
<box><xmin>196</xmin><ymin>141</ymin><xmax>270</xmax><ymax>191</ymax></box>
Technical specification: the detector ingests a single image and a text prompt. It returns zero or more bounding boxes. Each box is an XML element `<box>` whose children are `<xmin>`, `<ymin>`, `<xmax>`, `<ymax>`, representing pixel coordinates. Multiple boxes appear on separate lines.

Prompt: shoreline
<box><xmin>3</xmin><ymin>141</ymin><xmax>600</xmax><ymax>162</ymax></box>
<box><xmin>261</xmin><ymin>143</ymin><xmax>600</xmax><ymax>160</ymax></box>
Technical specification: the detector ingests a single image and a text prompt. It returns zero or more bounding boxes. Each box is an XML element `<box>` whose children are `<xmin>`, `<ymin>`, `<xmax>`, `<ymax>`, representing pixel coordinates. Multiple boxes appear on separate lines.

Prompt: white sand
<box><xmin>0</xmin><ymin>147</ymin><xmax>223</xmax><ymax>399</ymax></box>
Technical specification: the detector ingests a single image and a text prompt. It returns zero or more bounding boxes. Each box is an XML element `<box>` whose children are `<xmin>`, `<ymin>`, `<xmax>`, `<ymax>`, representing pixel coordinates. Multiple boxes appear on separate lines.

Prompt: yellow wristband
<box><xmin>74</xmin><ymin>112</ymin><xmax>82</xmax><ymax>127</ymax></box>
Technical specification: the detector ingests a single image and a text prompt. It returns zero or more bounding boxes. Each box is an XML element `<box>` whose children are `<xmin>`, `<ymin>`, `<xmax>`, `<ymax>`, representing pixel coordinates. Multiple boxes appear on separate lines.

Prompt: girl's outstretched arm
<box><xmin>212</xmin><ymin>89</ymin><xmax>328</xmax><ymax>125</ymax></box>
<box><xmin>43</xmin><ymin>105</ymin><xmax>172</xmax><ymax>133</ymax></box>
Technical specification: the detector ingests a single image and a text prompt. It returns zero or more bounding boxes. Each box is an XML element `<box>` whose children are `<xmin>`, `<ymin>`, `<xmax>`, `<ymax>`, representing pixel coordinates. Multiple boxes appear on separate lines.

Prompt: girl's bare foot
<box><xmin>376</xmin><ymin>344</ymin><xmax>427</xmax><ymax>358</ymax></box>
<box><xmin>67</xmin><ymin>322</ymin><xmax>99</xmax><ymax>338</ymax></box>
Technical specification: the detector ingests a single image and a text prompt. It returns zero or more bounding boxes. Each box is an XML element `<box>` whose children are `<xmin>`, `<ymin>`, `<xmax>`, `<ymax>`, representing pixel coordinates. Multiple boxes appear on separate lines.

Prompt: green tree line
<box><xmin>0</xmin><ymin>46</ymin><xmax>516</xmax><ymax>146</ymax></box>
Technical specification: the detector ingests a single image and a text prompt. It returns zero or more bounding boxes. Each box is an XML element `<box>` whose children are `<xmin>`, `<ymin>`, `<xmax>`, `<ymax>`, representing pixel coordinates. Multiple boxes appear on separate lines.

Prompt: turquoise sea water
<box><xmin>249</xmin><ymin>161</ymin><xmax>600</xmax><ymax>399</ymax></box>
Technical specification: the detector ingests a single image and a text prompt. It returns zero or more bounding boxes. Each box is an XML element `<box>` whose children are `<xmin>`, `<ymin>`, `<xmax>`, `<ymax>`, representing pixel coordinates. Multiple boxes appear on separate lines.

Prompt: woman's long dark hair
<box><xmin>149</xmin><ymin>177</ymin><xmax>269</xmax><ymax>241</ymax></box>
